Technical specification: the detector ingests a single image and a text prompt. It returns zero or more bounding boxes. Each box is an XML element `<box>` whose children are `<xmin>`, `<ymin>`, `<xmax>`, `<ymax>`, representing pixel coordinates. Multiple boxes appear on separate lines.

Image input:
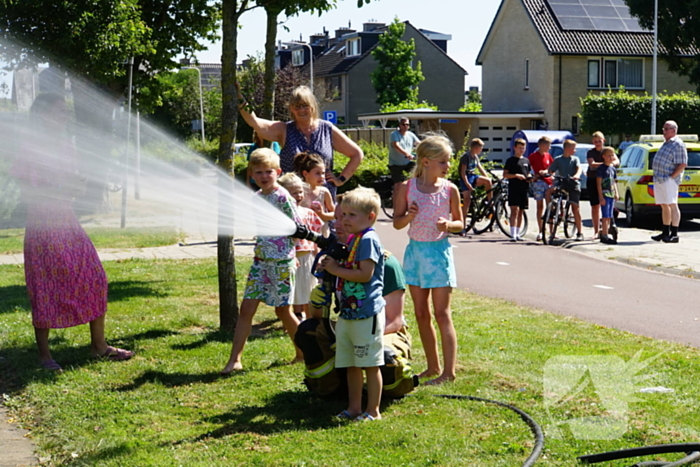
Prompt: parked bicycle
<box><xmin>372</xmin><ymin>175</ymin><xmax>395</xmax><ymax>219</ymax></box>
<box><xmin>541</xmin><ymin>175</ymin><xmax>576</xmax><ymax>245</ymax></box>
<box><xmin>464</xmin><ymin>171</ymin><xmax>528</xmax><ymax>238</ymax></box>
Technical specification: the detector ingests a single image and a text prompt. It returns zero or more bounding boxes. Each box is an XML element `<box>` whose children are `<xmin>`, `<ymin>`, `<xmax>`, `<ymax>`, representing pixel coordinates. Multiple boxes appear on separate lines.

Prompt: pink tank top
<box><xmin>407</xmin><ymin>178</ymin><xmax>452</xmax><ymax>242</ymax></box>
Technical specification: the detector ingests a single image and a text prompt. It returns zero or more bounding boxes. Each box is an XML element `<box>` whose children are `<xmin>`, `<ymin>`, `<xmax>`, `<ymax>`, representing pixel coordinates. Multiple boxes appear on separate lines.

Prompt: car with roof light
<box><xmin>614</xmin><ymin>134</ymin><xmax>700</xmax><ymax>226</ymax></box>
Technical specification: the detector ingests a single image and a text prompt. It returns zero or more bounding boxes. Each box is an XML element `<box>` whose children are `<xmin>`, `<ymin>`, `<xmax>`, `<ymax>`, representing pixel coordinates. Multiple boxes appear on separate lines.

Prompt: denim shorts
<box><xmin>532</xmin><ymin>179</ymin><xmax>550</xmax><ymax>201</ymax></box>
<box><xmin>601</xmin><ymin>196</ymin><xmax>615</xmax><ymax>219</ymax></box>
<box><xmin>403</xmin><ymin>237</ymin><xmax>457</xmax><ymax>288</ymax></box>
<box><xmin>459</xmin><ymin>174</ymin><xmax>480</xmax><ymax>192</ymax></box>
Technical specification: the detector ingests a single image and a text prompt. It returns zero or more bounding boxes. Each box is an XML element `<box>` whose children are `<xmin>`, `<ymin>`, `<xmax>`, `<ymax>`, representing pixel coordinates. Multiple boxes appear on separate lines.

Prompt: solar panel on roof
<box><xmin>546</xmin><ymin>0</ymin><xmax>650</xmax><ymax>33</ymax></box>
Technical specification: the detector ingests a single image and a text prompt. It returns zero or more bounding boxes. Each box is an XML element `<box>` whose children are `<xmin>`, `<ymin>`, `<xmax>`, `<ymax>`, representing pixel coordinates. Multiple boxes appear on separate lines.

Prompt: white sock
<box><xmin>515</xmin><ymin>227</ymin><xmax>521</xmax><ymax>238</ymax></box>
<box><xmin>510</xmin><ymin>226</ymin><xmax>516</xmax><ymax>238</ymax></box>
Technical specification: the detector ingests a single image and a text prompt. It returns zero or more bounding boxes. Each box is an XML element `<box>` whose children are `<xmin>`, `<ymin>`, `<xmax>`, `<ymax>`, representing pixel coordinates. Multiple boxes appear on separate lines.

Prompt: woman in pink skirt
<box><xmin>12</xmin><ymin>93</ymin><xmax>133</xmax><ymax>372</ymax></box>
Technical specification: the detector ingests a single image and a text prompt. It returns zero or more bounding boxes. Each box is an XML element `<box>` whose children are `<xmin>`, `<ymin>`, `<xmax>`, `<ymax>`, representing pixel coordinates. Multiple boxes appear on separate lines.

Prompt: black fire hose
<box><xmin>579</xmin><ymin>443</ymin><xmax>700</xmax><ymax>466</ymax></box>
<box><xmin>434</xmin><ymin>394</ymin><xmax>544</xmax><ymax>467</ymax></box>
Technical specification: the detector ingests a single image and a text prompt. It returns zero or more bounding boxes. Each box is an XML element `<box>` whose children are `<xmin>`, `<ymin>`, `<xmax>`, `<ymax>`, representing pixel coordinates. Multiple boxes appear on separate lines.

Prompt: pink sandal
<box><xmin>95</xmin><ymin>346</ymin><xmax>134</xmax><ymax>361</ymax></box>
<box><xmin>39</xmin><ymin>359</ymin><xmax>63</xmax><ymax>372</ymax></box>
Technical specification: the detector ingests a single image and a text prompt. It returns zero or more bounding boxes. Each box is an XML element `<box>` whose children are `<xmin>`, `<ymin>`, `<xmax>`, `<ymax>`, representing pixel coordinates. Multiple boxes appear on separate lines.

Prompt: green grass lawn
<box><xmin>0</xmin><ymin>227</ymin><xmax>184</xmax><ymax>255</ymax></box>
<box><xmin>1</xmin><ymin>258</ymin><xmax>699</xmax><ymax>466</ymax></box>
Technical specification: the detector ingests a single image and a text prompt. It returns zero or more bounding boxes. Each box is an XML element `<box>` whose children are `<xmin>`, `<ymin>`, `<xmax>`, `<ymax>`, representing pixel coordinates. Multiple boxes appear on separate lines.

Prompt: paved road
<box><xmin>373</xmin><ymin>217</ymin><xmax>700</xmax><ymax>349</ymax></box>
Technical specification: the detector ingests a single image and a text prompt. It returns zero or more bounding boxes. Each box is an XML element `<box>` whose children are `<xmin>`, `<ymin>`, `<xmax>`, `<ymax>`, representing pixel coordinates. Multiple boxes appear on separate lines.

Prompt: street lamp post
<box><xmin>651</xmin><ymin>0</ymin><xmax>659</xmax><ymax>134</ymax></box>
<box><xmin>283</xmin><ymin>42</ymin><xmax>313</xmax><ymax>91</ymax></box>
<box><xmin>181</xmin><ymin>65</ymin><xmax>206</xmax><ymax>143</ymax></box>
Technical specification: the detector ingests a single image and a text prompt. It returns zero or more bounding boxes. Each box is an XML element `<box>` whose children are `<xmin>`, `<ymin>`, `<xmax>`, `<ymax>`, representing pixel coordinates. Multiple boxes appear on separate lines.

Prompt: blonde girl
<box><xmin>393</xmin><ymin>134</ymin><xmax>463</xmax><ymax>385</ymax></box>
<box><xmin>294</xmin><ymin>152</ymin><xmax>335</xmax><ymax>234</ymax></box>
<box><xmin>278</xmin><ymin>172</ymin><xmax>323</xmax><ymax>320</ymax></box>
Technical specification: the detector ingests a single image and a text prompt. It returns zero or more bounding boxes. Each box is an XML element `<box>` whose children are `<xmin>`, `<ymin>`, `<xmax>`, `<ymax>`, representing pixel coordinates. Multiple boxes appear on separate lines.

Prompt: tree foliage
<box><xmin>625</xmin><ymin>0</ymin><xmax>700</xmax><ymax>90</ymax></box>
<box><xmin>379</xmin><ymin>100</ymin><xmax>437</xmax><ymax>113</ymax></box>
<box><xmin>0</xmin><ymin>1</ymin><xmax>220</xmax><ymax>108</ymax></box>
<box><xmin>371</xmin><ymin>18</ymin><xmax>424</xmax><ymax>107</ymax></box>
<box><xmin>580</xmin><ymin>89</ymin><xmax>700</xmax><ymax>135</ymax></box>
<box><xmin>459</xmin><ymin>89</ymin><xmax>482</xmax><ymax>112</ymax></box>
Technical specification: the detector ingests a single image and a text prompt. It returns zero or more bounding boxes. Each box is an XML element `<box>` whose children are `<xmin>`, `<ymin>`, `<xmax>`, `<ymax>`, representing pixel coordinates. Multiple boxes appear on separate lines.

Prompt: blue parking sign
<box><xmin>324</xmin><ymin>110</ymin><xmax>337</xmax><ymax>124</ymax></box>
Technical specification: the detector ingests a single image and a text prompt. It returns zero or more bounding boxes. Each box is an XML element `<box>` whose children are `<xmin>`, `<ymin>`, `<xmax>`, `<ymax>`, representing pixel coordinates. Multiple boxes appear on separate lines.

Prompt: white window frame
<box><xmin>587</xmin><ymin>57</ymin><xmax>644</xmax><ymax>90</ymax></box>
<box><xmin>346</xmin><ymin>38</ymin><xmax>361</xmax><ymax>57</ymax></box>
<box><xmin>292</xmin><ymin>49</ymin><xmax>304</xmax><ymax>67</ymax></box>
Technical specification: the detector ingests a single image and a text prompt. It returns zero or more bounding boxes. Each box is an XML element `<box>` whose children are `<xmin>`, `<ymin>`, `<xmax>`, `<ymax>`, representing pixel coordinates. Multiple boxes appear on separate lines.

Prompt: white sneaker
<box><xmin>536</xmin><ymin>233</ymin><xmax>543</xmax><ymax>241</ymax></box>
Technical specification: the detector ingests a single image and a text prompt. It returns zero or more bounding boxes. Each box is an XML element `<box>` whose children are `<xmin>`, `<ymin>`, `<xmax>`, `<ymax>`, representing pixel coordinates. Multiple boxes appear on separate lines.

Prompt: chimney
<box><xmin>335</xmin><ymin>27</ymin><xmax>356</xmax><ymax>39</ymax></box>
<box><xmin>363</xmin><ymin>21</ymin><xmax>385</xmax><ymax>32</ymax></box>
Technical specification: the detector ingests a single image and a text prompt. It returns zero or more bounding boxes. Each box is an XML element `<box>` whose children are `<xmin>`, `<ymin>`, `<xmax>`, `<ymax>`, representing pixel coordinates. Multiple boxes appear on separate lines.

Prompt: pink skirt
<box><xmin>24</xmin><ymin>200</ymin><xmax>107</xmax><ymax>329</ymax></box>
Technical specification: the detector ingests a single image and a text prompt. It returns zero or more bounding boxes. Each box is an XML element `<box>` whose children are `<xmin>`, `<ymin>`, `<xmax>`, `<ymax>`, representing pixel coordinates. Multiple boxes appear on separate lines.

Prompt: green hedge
<box><xmin>581</xmin><ymin>89</ymin><xmax>700</xmax><ymax>135</ymax></box>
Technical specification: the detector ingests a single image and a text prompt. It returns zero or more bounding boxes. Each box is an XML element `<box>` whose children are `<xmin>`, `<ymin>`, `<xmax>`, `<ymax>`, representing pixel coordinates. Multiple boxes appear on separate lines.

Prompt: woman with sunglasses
<box><xmin>237</xmin><ymin>85</ymin><xmax>363</xmax><ymax>197</ymax></box>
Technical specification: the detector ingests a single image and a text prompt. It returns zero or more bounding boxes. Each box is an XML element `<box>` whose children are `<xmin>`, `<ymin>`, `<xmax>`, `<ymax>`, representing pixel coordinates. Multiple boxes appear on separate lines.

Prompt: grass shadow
<box><xmin>177</xmin><ymin>389</ymin><xmax>398</xmax><ymax>441</ymax></box>
<box><xmin>170</xmin><ymin>319</ymin><xmax>279</xmax><ymax>351</ymax></box>
<box><xmin>0</xmin><ymin>328</ymin><xmax>178</xmax><ymax>394</ymax></box>
<box><xmin>108</xmin><ymin>280</ymin><xmax>168</xmax><ymax>302</ymax></box>
<box><xmin>0</xmin><ymin>284</ymin><xmax>29</xmax><ymax>314</ymax></box>
<box><xmin>115</xmin><ymin>370</ymin><xmax>225</xmax><ymax>391</ymax></box>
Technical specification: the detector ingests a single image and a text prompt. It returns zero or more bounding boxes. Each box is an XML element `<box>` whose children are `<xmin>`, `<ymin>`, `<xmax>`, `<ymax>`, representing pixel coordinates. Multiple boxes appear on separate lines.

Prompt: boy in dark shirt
<box><xmin>503</xmin><ymin>138</ymin><xmax>531</xmax><ymax>241</ymax></box>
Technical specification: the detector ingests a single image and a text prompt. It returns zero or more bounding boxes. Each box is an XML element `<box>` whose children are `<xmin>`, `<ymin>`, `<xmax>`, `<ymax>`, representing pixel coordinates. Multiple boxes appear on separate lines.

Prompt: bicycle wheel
<box><xmin>519</xmin><ymin>210</ymin><xmax>529</xmax><ymax>237</ymax></box>
<box><xmin>541</xmin><ymin>205</ymin><xmax>552</xmax><ymax>245</ymax></box>
<box><xmin>563</xmin><ymin>202</ymin><xmax>576</xmax><ymax>238</ymax></box>
<box><xmin>471</xmin><ymin>200</ymin><xmax>495</xmax><ymax>235</ymax></box>
<box><xmin>543</xmin><ymin>200</ymin><xmax>560</xmax><ymax>245</ymax></box>
<box><xmin>381</xmin><ymin>191</ymin><xmax>393</xmax><ymax>219</ymax></box>
<box><xmin>495</xmin><ymin>197</ymin><xmax>513</xmax><ymax>237</ymax></box>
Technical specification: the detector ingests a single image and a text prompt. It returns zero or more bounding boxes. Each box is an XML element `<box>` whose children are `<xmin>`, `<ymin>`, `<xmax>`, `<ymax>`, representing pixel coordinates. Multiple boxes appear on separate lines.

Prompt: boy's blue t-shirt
<box><xmin>596</xmin><ymin>164</ymin><xmax>616</xmax><ymax>198</ymax></box>
<box><xmin>339</xmin><ymin>230</ymin><xmax>385</xmax><ymax>320</ymax></box>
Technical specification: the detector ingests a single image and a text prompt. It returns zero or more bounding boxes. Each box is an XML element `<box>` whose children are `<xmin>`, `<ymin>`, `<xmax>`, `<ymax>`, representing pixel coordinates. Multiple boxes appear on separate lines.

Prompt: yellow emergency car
<box><xmin>615</xmin><ymin>134</ymin><xmax>700</xmax><ymax>226</ymax></box>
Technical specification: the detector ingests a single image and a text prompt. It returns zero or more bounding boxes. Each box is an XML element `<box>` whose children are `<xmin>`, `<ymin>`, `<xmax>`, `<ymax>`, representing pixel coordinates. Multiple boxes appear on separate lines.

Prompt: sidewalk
<box><xmin>542</xmin><ymin>225</ymin><xmax>700</xmax><ymax>280</ymax></box>
<box><xmin>0</xmin><ymin>238</ymin><xmax>256</xmax><ymax>266</ymax></box>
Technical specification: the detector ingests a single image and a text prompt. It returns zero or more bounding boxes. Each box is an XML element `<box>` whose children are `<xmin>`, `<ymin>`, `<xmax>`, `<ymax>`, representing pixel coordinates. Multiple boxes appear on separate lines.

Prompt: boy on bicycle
<box><xmin>459</xmin><ymin>138</ymin><xmax>492</xmax><ymax>233</ymax></box>
<box><xmin>528</xmin><ymin>136</ymin><xmax>554</xmax><ymax>241</ymax></box>
<box><xmin>547</xmin><ymin>139</ymin><xmax>584</xmax><ymax>241</ymax></box>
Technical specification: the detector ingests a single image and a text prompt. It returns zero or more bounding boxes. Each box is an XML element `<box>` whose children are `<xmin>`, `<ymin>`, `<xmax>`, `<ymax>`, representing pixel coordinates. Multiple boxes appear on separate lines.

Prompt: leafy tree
<box><xmin>460</xmin><ymin>89</ymin><xmax>482</xmax><ymax>112</ymax></box>
<box><xmin>0</xmin><ymin>1</ymin><xmax>220</xmax><ymax>109</ymax></box>
<box><xmin>625</xmin><ymin>0</ymin><xmax>700</xmax><ymax>90</ymax></box>
<box><xmin>380</xmin><ymin>100</ymin><xmax>437</xmax><ymax>113</ymax></box>
<box><xmin>371</xmin><ymin>18</ymin><xmax>424</xmax><ymax>107</ymax></box>
<box><xmin>151</xmin><ymin>69</ymin><xmax>211</xmax><ymax>138</ymax></box>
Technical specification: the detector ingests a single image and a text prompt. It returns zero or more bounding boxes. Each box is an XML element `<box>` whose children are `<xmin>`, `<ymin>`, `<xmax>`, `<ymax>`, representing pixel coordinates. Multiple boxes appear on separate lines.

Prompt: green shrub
<box><xmin>581</xmin><ymin>89</ymin><xmax>700</xmax><ymax>135</ymax></box>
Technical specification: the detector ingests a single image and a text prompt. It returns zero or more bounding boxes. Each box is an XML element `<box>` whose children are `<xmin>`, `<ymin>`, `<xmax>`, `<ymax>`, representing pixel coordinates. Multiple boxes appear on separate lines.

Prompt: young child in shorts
<box><xmin>221</xmin><ymin>149</ymin><xmax>303</xmax><ymax>374</ymax></box>
<box><xmin>528</xmin><ymin>136</ymin><xmax>554</xmax><ymax>241</ymax></box>
<box><xmin>392</xmin><ymin>134</ymin><xmax>463</xmax><ymax>385</ymax></box>
<box><xmin>321</xmin><ymin>187</ymin><xmax>386</xmax><ymax>421</ymax></box>
<box><xmin>503</xmin><ymin>138</ymin><xmax>532</xmax><ymax>241</ymax></box>
<box><xmin>597</xmin><ymin>147</ymin><xmax>620</xmax><ymax>245</ymax></box>
<box><xmin>278</xmin><ymin>172</ymin><xmax>323</xmax><ymax>320</ymax></box>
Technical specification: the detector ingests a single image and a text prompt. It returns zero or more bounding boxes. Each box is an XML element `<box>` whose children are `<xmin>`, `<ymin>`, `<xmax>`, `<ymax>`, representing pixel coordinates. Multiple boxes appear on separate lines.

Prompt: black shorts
<box><xmin>508</xmin><ymin>188</ymin><xmax>529</xmax><ymax>209</ymax></box>
<box><xmin>557</xmin><ymin>179</ymin><xmax>581</xmax><ymax>205</ymax></box>
<box><xmin>587</xmin><ymin>177</ymin><xmax>599</xmax><ymax>206</ymax></box>
<box><xmin>389</xmin><ymin>162</ymin><xmax>416</xmax><ymax>184</ymax></box>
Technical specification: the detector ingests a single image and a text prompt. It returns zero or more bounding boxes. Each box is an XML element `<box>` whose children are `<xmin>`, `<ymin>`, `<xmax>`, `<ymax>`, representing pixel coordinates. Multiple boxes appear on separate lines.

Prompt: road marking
<box><xmin>593</xmin><ymin>285</ymin><xmax>614</xmax><ymax>290</ymax></box>
<box><xmin>496</xmin><ymin>262</ymin><xmax>510</xmax><ymax>266</ymax></box>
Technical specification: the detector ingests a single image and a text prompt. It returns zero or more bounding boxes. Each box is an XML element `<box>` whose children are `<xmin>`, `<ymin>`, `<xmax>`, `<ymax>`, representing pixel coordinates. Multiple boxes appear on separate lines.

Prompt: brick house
<box><xmin>283</xmin><ymin>20</ymin><xmax>466</xmax><ymax>125</ymax></box>
<box><xmin>476</xmin><ymin>0</ymin><xmax>697</xmax><ymax>139</ymax></box>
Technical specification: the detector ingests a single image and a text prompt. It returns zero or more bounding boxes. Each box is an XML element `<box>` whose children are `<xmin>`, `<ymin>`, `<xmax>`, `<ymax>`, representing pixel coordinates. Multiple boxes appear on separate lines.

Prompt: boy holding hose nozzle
<box><xmin>293</xmin><ymin>190</ymin><xmax>416</xmax><ymax>406</ymax></box>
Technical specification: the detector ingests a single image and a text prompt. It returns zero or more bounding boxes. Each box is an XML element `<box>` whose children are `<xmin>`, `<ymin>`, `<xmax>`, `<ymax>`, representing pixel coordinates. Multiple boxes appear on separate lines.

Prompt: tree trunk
<box><xmin>217</xmin><ymin>0</ymin><xmax>247</xmax><ymax>333</ymax></box>
<box><xmin>262</xmin><ymin>6</ymin><xmax>280</xmax><ymax>121</ymax></box>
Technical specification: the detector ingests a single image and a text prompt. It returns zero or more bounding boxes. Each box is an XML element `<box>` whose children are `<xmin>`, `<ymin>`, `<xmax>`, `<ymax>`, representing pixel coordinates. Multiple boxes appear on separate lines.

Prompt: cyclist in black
<box><xmin>547</xmin><ymin>139</ymin><xmax>584</xmax><ymax>241</ymax></box>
